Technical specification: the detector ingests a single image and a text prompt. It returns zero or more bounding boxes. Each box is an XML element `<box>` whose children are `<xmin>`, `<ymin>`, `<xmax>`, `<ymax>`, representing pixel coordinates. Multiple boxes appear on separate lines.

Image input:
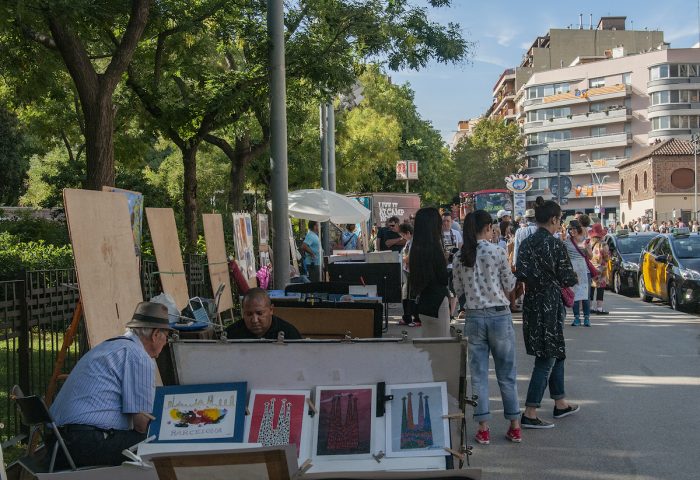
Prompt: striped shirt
<box><xmin>49</xmin><ymin>331</ymin><xmax>155</xmax><ymax>430</ymax></box>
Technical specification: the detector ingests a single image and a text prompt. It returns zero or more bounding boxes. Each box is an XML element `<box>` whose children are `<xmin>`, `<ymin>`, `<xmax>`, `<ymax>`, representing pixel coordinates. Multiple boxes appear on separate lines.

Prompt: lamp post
<box><xmin>580</xmin><ymin>153</ymin><xmax>602</xmax><ymax>209</ymax></box>
<box><xmin>691</xmin><ymin>134</ymin><xmax>700</xmax><ymax>221</ymax></box>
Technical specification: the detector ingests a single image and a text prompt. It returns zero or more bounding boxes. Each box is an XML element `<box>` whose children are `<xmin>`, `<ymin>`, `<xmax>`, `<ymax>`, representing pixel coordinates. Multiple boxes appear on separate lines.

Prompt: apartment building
<box><xmin>488</xmin><ymin>68</ymin><xmax>516</xmax><ymax>123</ymax></box>
<box><xmin>519</xmin><ymin>47</ymin><xmax>700</xmax><ymax>222</ymax></box>
<box><xmin>449</xmin><ymin>118</ymin><xmax>481</xmax><ymax>150</ymax></box>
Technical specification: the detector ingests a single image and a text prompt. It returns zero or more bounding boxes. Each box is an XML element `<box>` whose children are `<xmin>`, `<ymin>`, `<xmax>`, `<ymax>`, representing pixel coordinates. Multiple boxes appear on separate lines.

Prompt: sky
<box><xmin>391</xmin><ymin>0</ymin><xmax>700</xmax><ymax>143</ymax></box>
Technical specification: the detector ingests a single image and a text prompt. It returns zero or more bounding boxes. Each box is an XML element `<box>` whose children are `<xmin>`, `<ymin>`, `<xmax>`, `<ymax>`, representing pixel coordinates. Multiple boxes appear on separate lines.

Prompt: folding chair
<box><xmin>11</xmin><ymin>385</ymin><xmax>76</xmax><ymax>473</ymax></box>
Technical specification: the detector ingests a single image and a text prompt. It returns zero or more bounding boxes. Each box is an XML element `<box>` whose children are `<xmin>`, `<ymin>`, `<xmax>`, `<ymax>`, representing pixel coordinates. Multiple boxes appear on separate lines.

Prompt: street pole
<box><xmin>556</xmin><ymin>149</ymin><xmax>562</xmax><ymax>205</ymax></box>
<box><xmin>327</xmin><ymin>102</ymin><xmax>336</xmax><ymax>192</ymax></box>
<box><xmin>692</xmin><ymin>134</ymin><xmax>699</xmax><ymax>221</ymax></box>
<box><xmin>320</xmin><ymin>104</ymin><xmax>330</xmax><ymax>254</ymax></box>
<box><xmin>268</xmin><ymin>0</ymin><xmax>290</xmax><ymax>288</ymax></box>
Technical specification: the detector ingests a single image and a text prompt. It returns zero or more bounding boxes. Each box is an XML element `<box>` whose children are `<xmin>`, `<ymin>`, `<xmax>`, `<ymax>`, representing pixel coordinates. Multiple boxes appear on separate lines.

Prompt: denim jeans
<box><xmin>572</xmin><ymin>300</ymin><xmax>590</xmax><ymax>321</ymax></box>
<box><xmin>464</xmin><ymin>307</ymin><xmax>520</xmax><ymax>421</ymax></box>
<box><xmin>525</xmin><ymin>356</ymin><xmax>566</xmax><ymax>408</ymax></box>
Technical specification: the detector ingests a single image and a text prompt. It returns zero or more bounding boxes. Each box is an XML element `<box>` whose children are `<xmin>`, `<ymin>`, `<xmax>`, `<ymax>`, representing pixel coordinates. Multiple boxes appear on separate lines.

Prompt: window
<box><xmin>591</xmin><ymin>126</ymin><xmax>607</xmax><ymax>137</ymax></box>
<box><xmin>528</xmin><ymin>154</ymin><xmax>548</xmax><ymax>169</ymax></box>
<box><xmin>650</xmin><ymin>64</ymin><xmax>669</xmax><ymax>80</ymax></box>
<box><xmin>589</xmin><ymin>77</ymin><xmax>605</xmax><ymax>88</ymax></box>
<box><xmin>592</xmin><ymin>150</ymin><xmax>606</xmax><ymax>160</ymax></box>
<box><xmin>635</xmin><ymin>174</ymin><xmax>639</xmax><ymax>192</ymax></box>
<box><xmin>671</xmin><ymin>168</ymin><xmax>694</xmax><ymax>189</ymax></box>
<box><xmin>590</xmin><ymin>102</ymin><xmax>605</xmax><ymax>112</ymax></box>
<box><xmin>628</xmin><ymin>190</ymin><xmax>632</xmax><ymax>209</ymax></box>
<box><xmin>532</xmin><ymin>178</ymin><xmax>549</xmax><ymax>190</ymax></box>
<box><xmin>527</xmin><ymin>83</ymin><xmax>569</xmax><ymax>99</ymax></box>
<box><xmin>644</xmin><ymin>171</ymin><xmax>648</xmax><ymax>190</ymax></box>
<box><xmin>622</xmin><ymin>72</ymin><xmax>632</xmax><ymax>85</ymax></box>
<box><xmin>620</xmin><ymin>179</ymin><xmax>625</xmax><ymax>195</ymax></box>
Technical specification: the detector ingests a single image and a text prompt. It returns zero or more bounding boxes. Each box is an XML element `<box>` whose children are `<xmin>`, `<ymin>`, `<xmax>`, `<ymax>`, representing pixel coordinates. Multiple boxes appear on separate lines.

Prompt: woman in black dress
<box><xmin>515</xmin><ymin>197</ymin><xmax>580</xmax><ymax>429</ymax></box>
<box><xmin>409</xmin><ymin>207</ymin><xmax>450</xmax><ymax>336</ymax></box>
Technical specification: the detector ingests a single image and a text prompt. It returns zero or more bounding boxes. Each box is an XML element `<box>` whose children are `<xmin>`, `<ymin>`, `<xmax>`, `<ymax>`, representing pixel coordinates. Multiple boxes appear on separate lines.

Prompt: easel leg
<box><xmin>45</xmin><ymin>300</ymin><xmax>82</xmax><ymax>406</ymax></box>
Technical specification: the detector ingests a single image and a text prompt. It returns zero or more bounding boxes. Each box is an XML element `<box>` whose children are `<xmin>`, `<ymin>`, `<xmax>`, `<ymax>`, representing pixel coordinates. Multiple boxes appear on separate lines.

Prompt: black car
<box><xmin>603</xmin><ymin>230</ymin><xmax>656</xmax><ymax>295</ymax></box>
<box><xmin>638</xmin><ymin>229</ymin><xmax>700</xmax><ymax>310</ymax></box>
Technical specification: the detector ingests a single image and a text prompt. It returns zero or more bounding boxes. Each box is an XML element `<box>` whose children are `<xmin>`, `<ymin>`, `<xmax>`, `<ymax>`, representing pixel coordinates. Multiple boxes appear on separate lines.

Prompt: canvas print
<box><xmin>245</xmin><ymin>389</ymin><xmax>312</xmax><ymax>459</ymax></box>
<box><xmin>312</xmin><ymin>385</ymin><xmax>376</xmax><ymax>460</ymax></box>
<box><xmin>385</xmin><ymin>382</ymin><xmax>450</xmax><ymax>457</ymax></box>
<box><xmin>150</xmin><ymin>383</ymin><xmax>247</xmax><ymax>443</ymax></box>
<box><xmin>258</xmin><ymin>214</ymin><xmax>269</xmax><ymax>246</ymax></box>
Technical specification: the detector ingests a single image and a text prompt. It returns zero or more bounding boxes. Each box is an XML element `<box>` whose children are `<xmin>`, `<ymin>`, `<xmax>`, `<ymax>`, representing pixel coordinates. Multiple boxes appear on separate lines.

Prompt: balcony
<box><xmin>526</xmin><ymin>132</ymin><xmax>632</xmax><ymax>153</ymax></box>
<box><xmin>523</xmin><ymin>84</ymin><xmax>631</xmax><ymax>111</ymax></box>
<box><xmin>570</xmin><ymin>156</ymin><xmax>626</xmax><ymax>173</ymax></box>
<box><xmin>523</xmin><ymin>107</ymin><xmax>631</xmax><ymax>134</ymax></box>
<box><xmin>492</xmin><ymin>94</ymin><xmax>516</xmax><ymax>118</ymax></box>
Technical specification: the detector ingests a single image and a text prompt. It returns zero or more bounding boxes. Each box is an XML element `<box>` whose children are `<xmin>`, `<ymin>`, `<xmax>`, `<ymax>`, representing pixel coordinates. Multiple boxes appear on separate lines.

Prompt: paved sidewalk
<box><xmin>386</xmin><ymin>293</ymin><xmax>700</xmax><ymax>479</ymax></box>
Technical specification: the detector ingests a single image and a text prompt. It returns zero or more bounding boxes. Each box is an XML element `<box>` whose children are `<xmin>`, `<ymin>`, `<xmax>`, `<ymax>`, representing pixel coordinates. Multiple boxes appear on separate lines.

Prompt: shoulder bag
<box><xmin>571</xmin><ymin>238</ymin><xmax>598</xmax><ymax>278</ymax></box>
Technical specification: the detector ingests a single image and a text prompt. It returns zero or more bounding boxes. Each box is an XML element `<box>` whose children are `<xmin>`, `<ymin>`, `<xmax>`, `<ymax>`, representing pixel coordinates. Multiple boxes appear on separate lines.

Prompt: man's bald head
<box><xmin>242</xmin><ymin>288</ymin><xmax>271</xmax><ymax>308</ymax></box>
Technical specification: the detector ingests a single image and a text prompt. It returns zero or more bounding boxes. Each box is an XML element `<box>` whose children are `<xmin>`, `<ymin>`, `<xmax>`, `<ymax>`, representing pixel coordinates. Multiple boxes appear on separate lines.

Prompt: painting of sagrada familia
<box><xmin>400</xmin><ymin>391</ymin><xmax>433</xmax><ymax>449</ymax></box>
<box><xmin>316</xmin><ymin>386</ymin><xmax>374</xmax><ymax>457</ymax></box>
<box><xmin>387</xmin><ymin>383</ymin><xmax>448</xmax><ymax>457</ymax></box>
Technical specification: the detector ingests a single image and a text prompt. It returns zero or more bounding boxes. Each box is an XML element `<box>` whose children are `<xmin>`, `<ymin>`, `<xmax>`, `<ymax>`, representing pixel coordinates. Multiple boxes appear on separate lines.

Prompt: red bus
<box><xmin>460</xmin><ymin>189</ymin><xmax>513</xmax><ymax>220</ymax></box>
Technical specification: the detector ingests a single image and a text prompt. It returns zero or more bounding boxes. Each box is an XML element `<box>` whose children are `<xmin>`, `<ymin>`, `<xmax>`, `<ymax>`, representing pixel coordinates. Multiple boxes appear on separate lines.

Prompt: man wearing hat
<box><xmin>49</xmin><ymin>302</ymin><xmax>173</xmax><ymax>467</ymax></box>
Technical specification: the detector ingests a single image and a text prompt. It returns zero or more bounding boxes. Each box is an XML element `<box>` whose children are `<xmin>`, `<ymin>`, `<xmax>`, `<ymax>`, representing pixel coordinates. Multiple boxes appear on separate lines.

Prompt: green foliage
<box><xmin>0</xmin><ymin>106</ymin><xmax>30</xmax><ymax>204</ymax></box>
<box><xmin>451</xmin><ymin>118</ymin><xmax>525</xmax><ymax>193</ymax></box>
<box><xmin>20</xmin><ymin>148</ymin><xmax>84</xmax><ymax>207</ymax></box>
<box><xmin>0</xmin><ymin>215</ymin><xmax>69</xmax><ymax>245</ymax></box>
<box><xmin>0</xmin><ymin>232</ymin><xmax>74</xmax><ymax>280</ymax></box>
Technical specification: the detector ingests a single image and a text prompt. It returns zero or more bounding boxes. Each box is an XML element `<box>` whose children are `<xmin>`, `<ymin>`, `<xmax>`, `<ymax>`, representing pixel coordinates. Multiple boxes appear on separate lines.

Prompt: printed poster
<box><xmin>150</xmin><ymin>383</ymin><xmax>247</xmax><ymax>443</ymax></box>
<box><xmin>385</xmin><ymin>382</ymin><xmax>449</xmax><ymax>457</ymax></box>
<box><xmin>312</xmin><ymin>385</ymin><xmax>376</xmax><ymax>460</ymax></box>
<box><xmin>245</xmin><ymin>389</ymin><xmax>312</xmax><ymax>459</ymax></box>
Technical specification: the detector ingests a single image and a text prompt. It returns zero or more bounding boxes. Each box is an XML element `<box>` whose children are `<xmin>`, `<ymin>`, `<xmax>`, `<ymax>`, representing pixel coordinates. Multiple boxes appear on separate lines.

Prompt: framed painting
<box><xmin>312</xmin><ymin>385</ymin><xmax>376</xmax><ymax>460</ymax></box>
<box><xmin>385</xmin><ymin>382</ymin><xmax>450</xmax><ymax>457</ymax></box>
<box><xmin>244</xmin><ymin>389</ymin><xmax>312</xmax><ymax>459</ymax></box>
<box><xmin>149</xmin><ymin>383</ymin><xmax>247</xmax><ymax>443</ymax></box>
<box><xmin>258</xmin><ymin>214</ymin><xmax>269</xmax><ymax>247</ymax></box>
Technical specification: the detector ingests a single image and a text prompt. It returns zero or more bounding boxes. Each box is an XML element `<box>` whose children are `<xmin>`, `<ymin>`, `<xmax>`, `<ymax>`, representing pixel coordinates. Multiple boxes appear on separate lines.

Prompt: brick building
<box><xmin>617</xmin><ymin>138</ymin><xmax>698</xmax><ymax>224</ymax></box>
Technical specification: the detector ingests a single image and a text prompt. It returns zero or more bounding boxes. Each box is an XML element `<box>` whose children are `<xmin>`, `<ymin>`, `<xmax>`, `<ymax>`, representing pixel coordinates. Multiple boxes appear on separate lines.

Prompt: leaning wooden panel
<box><xmin>202</xmin><ymin>213</ymin><xmax>233</xmax><ymax>312</ymax></box>
<box><xmin>63</xmin><ymin>189</ymin><xmax>144</xmax><ymax>347</ymax></box>
<box><xmin>146</xmin><ymin>208</ymin><xmax>189</xmax><ymax>310</ymax></box>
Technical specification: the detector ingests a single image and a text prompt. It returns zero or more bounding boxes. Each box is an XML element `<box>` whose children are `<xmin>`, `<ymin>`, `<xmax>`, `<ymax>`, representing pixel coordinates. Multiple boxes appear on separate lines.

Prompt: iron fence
<box><xmin>0</xmin><ymin>255</ymin><xmax>212</xmax><ymax>448</ymax></box>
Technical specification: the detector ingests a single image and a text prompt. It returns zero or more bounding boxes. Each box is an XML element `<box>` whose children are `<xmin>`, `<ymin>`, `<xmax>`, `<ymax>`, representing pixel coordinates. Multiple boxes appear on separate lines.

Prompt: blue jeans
<box><xmin>464</xmin><ymin>307</ymin><xmax>520</xmax><ymax>421</ymax></box>
<box><xmin>525</xmin><ymin>356</ymin><xmax>566</xmax><ymax>408</ymax></box>
<box><xmin>572</xmin><ymin>300</ymin><xmax>590</xmax><ymax>321</ymax></box>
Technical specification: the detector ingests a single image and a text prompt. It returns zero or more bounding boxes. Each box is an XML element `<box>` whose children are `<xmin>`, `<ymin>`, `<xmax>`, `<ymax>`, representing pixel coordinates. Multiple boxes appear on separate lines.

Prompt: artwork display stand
<box><xmin>169</xmin><ymin>336</ymin><xmax>470</xmax><ymax>474</ymax></box>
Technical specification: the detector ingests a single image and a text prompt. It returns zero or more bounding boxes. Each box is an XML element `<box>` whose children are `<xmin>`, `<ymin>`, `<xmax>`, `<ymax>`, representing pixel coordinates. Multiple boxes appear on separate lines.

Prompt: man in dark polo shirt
<box><xmin>226</xmin><ymin>288</ymin><xmax>302</xmax><ymax>340</ymax></box>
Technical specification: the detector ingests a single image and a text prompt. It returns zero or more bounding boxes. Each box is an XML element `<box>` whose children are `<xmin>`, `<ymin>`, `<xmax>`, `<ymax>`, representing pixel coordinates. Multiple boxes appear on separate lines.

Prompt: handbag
<box><xmin>571</xmin><ymin>238</ymin><xmax>598</xmax><ymax>278</ymax></box>
<box><xmin>560</xmin><ymin>286</ymin><xmax>575</xmax><ymax>308</ymax></box>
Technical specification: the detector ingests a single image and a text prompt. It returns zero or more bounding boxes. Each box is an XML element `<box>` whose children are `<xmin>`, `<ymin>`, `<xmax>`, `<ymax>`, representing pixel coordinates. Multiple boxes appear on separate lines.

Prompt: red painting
<box><xmin>246</xmin><ymin>390</ymin><xmax>309</xmax><ymax>457</ymax></box>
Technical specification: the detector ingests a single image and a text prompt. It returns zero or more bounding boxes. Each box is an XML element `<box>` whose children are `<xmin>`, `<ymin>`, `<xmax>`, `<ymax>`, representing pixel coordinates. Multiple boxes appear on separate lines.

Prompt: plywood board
<box><xmin>146</xmin><ymin>208</ymin><xmax>189</xmax><ymax>311</ymax></box>
<box><xmin>64</xmin><ymin>189</ymin><xmax>144</xmax><ymax>347</ymax></box>
<box><xmin>203</xmin><ymin>214</ymin><xmax>233</xmax><ymax>312</ymax></box>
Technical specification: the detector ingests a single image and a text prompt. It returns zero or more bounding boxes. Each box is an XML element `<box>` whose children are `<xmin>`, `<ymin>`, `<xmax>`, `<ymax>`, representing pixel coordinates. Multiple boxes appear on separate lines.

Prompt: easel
<box><xmin>45</xmin><ymin>299</ymin><xmax>82</xmax><ymax>406</ymax></box>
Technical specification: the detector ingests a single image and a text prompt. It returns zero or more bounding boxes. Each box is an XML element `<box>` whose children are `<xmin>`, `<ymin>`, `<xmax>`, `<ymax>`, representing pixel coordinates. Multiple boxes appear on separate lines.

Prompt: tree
<box><xmin>5</xmin><ymin>0</ymin><xmax>152</xmax><ymax>189</ymax></box>
<box><xmin>451</xmin><ymin>118</ymin><xmax>525</xmax><ymax>193</ymax></box>
<box><xmin>0</xmin><ymin>106</ymin><xmax>29</xmax><ymax>204</ymax></box>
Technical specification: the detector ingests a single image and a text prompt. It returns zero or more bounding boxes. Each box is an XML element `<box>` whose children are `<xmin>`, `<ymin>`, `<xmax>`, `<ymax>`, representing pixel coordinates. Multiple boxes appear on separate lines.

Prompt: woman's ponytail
<box><xmin>460</xmin><ymin>210</ymin><xmax>492</xmax><ymax>268</ymax></box>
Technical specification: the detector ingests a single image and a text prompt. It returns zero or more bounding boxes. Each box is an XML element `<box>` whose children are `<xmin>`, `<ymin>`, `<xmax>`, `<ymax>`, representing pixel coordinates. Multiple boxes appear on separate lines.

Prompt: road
<box><xmin>389</xmin><ymin>292</ymin><xmax>700</xmax><ymax>479</ymax></box>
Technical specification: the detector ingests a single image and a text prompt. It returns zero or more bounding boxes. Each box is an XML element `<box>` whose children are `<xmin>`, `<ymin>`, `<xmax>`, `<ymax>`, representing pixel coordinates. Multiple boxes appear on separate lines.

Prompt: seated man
<box><xmin>48</xmin><ymin>302</ymin><xmax>172</xmax><ymax>467</ymax></box>
<box><xmin>226</xmin><ymin>288</ymin><xmax>302</xmax><ymax>340</ymax></box>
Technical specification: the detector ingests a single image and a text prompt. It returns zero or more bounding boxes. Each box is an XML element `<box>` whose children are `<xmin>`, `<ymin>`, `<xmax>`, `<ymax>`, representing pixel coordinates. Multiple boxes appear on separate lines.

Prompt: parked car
<box><xmin>638</xmin><ymin>228</ymin><xmax>700</xmax><ymax>310</ymax></box>
<box><xmin>604</xmin><ymin>230</ymin><xmax>656</xmax><ymax>295</ymax></box>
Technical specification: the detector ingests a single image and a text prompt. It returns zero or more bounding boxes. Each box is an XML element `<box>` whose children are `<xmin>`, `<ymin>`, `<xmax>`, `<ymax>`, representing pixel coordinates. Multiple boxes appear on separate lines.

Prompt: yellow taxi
<box><xmin>638</xmin><ymin>228</ymin><xmax>700</xmax><ymax>310</ymax></box>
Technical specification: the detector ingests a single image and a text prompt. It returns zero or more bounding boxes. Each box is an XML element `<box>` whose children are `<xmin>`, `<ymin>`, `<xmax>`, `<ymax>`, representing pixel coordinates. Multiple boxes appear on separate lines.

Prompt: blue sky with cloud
<box><xmin>390</xmin><ymin>0</ymin><xmax>700</xmax><ymax>142</ymax></box>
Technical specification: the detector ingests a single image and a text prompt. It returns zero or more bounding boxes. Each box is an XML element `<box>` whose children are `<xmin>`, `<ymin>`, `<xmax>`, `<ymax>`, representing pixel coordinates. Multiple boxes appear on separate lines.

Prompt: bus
<box><xmin>460</xmin><ymin>189</ymin><xmax>513</xmax><ymax>220</ymax></box>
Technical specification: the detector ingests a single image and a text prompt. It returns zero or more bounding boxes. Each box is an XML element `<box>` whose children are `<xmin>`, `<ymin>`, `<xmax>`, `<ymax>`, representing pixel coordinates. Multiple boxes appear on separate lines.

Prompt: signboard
<box><xmin>407</xmin><ymin>161</ymin><xmax>418</xmax><ymax>180</ymax></box>
<box><xmin>550</xmin><ymin>176</ymin><xmax>572</xmax><ymax>197</ymax></box>
<box><xmin>513</xmin><ymin>192</ymin><xmax>527</xmax><ymax>217</ymax></box>
<box><xmin>371</xmin><ymin>193</ymin><xmax>421</xmax><ymax>225</ymax></box>
<box><xmin>548</xmin><ymin>150</ymin><xmax>571</xmax><ymax>173</ymax></box>
<box><xmin>396</xmin><ymin>161</ymin><xmax>408</xmax><ymax>180</ymax></box>
<box><xmin>505</xmin><ymin>174</ymin><xmax>533</xmax><ymax>218</ymax></box>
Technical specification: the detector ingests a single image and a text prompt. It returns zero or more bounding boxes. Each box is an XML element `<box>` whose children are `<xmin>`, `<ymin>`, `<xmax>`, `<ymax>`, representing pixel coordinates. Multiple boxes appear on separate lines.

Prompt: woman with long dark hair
<box><xmin>453</xmin><ymin>210</ymin><xmax>521</xmax><ymax>444</ymax></box>
<box><xmin>515</xmin><ymin>197</ymin><xmax>579</xmax><ymax>429</ymax></box>
<box><xmin>408</xmin><ymin>207</ymin><xmax>450</xmax><ymax>337</ymax></box>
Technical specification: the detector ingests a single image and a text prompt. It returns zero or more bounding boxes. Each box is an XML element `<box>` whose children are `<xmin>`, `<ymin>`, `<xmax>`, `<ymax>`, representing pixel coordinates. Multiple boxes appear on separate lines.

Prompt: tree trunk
<box><xmin>229</xmin><ymin>135</ymin><xmax>252</xmax><ymax>211</ymax></box>
<box><xmin>82</xmin><ymin>92</ymin><xmax>116</xmax><ymax>189</ymax></box>
<box><xmin>181</xmin><ymin>145</ymin><xmax>199</xmax><ymax>252</ymax></box>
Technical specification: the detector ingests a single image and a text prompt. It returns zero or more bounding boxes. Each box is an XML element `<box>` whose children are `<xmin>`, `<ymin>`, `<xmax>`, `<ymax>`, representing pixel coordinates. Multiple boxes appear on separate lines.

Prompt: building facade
<box><xmin>519</xmin><ymin>47</ymin><xmax>700</xmax><ymax>222</ymax></box>
<box><xmin>617</xmin><ymin>138</ymin><xmax>698</xmax><ymax>224</ymax></box>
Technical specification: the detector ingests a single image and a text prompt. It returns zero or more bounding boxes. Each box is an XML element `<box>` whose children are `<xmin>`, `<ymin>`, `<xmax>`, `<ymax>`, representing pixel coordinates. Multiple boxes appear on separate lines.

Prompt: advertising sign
<box><xmin>407</xmin><ymin>161</ymin><xmax>418</xmax><ymax>180</ymax></box>
<box><xmin>396</xmin><ymin>161</ymin><xmax>408</xmax><ymax>180</ymax></box>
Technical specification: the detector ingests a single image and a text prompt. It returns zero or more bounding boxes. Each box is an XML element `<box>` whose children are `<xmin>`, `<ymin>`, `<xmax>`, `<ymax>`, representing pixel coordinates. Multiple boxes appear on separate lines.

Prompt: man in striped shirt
<box><xmin>49</xmin><ymin>302</ymin><xmax>172</xmax><ymax>467</ymax></box>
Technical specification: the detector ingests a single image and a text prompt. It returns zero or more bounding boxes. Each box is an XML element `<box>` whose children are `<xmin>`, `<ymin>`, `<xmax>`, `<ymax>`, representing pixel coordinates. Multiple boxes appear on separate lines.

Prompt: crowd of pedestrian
<box><xmin>374</xmin><ymin>197</ymin><xmax>623</xmax><ymax>445</ymax></box>
<box><xmin>621</xmin><ymin>216</ymin><xmax>697</xmax><ymax>233</ymax></box>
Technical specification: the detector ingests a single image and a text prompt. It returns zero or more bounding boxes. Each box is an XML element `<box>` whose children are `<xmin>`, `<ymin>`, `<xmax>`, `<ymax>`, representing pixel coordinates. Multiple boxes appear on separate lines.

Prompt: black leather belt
<box><xmin>59</xmin><ymin>424</ymin><xmax>111</xmax><ymax>434</ymax></box>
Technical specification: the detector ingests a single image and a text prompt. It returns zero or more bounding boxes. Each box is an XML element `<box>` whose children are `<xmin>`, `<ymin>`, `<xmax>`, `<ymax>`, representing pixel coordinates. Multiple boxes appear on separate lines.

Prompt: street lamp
<box><xmin>580</xmin><ymin>153</ymin><xmax>602</xmax><ymax>208</ymax></box>
<box><xmin>691</xmin><ymin>134</ymin><xmax>700</xmax><ymax>221</ymax></box>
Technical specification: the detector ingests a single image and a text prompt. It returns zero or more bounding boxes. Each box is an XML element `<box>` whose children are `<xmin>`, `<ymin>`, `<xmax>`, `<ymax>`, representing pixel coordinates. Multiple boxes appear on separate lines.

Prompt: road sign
<box><xmin>550</xmin><ymin>176</ymin><xmax>572</xmax><ymax>197</ymax></box>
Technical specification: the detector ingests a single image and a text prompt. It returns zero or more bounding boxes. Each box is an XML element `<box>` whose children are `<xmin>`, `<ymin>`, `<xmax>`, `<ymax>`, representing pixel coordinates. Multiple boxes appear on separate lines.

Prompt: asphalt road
<box><xmin>388</xmin><ymin>292</ymin><xmax>700</xmax><ymax>479</ymax></box>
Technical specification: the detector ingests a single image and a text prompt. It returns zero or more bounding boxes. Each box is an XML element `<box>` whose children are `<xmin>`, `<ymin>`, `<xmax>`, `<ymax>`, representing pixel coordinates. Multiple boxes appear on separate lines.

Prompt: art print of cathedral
<box><xmin>400</xmin><ymin>391</ymin><xmax>433</xmax><ymax>449</ymax></box>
